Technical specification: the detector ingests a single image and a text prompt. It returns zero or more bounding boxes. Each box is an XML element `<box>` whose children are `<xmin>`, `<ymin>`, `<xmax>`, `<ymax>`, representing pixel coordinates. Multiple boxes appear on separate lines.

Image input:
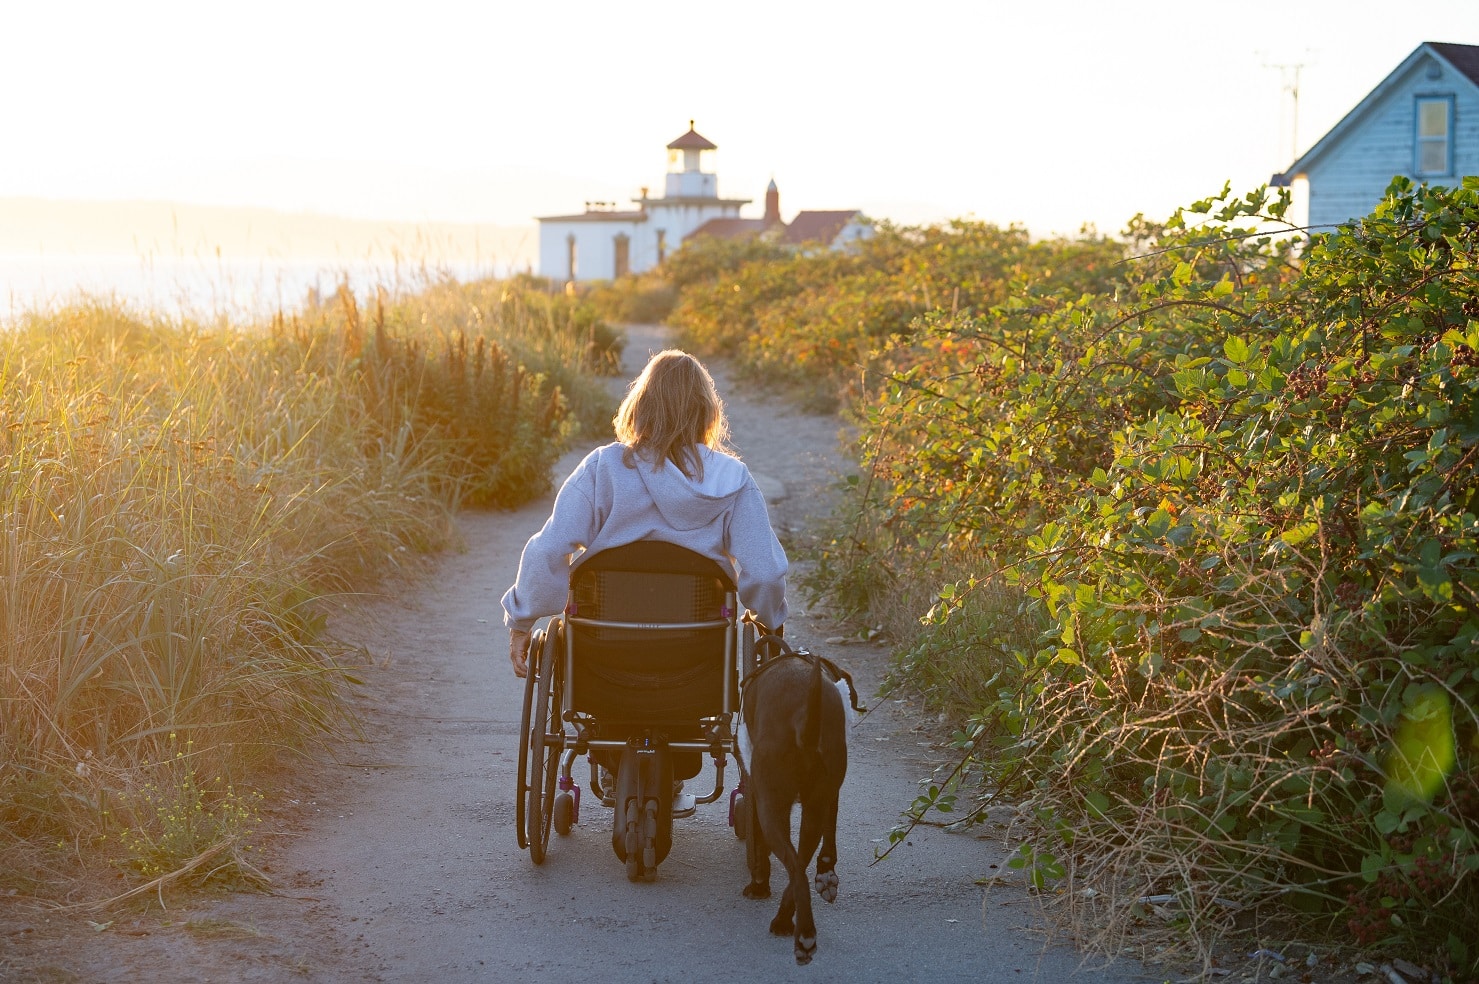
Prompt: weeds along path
<box><xmin>3</xmin><ymin>324</ymin><xmax>1151</xmax><ymax>983</ymax></box>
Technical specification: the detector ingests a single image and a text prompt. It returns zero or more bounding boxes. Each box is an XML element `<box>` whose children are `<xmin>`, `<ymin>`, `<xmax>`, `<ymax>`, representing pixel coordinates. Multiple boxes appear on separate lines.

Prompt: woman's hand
<box><xmin>509</xmin><ymin>628</ymin><xmax>532</xmax><ymax>678</ymax></box>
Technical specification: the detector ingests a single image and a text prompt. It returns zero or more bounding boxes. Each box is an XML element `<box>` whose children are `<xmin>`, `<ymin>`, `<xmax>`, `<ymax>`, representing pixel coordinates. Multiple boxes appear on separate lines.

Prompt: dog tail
<box><xmin>803</xmin><ymin>649</ymin><xmax>824</xmax><ymax>756</ymax></box>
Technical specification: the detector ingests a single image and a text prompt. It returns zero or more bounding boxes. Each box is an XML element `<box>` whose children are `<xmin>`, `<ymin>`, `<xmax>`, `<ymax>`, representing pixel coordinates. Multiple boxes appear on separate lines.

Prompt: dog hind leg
<box><xmin>798</xmin><ymin>793</ymin><xmax>834</xmax><ymax>905</ymax></box>
<box><xmin>813</xmin><ymin>788</ymin><xmax>841</xmax><ymax>903</ymax></box>
<box><xmin>772</xmin><ymin>816</ymin><xmax>817</xmax><ymax>964</ymax></box>
<box><xmin>753</xmin><ymin>783</ymin><xmax>816</xmax><ymax>964</ymax></box>
<box><xmin>754</xmin><ymin>789</ymin><xmax>796</xmax><ymax>932</ymax></box>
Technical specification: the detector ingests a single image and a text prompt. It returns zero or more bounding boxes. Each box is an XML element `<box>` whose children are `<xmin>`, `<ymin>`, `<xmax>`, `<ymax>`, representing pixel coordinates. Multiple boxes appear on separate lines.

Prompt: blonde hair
<box><xmin>614</xmin><ymin>350</ymin><xmax>731</xmax><ymax>478</ymax></box>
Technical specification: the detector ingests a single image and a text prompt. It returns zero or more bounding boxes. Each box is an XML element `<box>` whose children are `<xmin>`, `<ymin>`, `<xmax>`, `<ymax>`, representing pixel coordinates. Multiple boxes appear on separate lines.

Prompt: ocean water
<box><xmin>1</xmin><ymin>253</ymin><xmax>506</xmax><ymax>324</ymax></box>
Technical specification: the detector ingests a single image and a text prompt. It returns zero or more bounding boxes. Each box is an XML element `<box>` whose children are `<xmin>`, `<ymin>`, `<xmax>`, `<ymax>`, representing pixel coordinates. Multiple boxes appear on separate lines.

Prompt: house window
<box><xmin>566</xmin><ymin>234</ymin><xmax>577</xmax><ymax>281</ymax></box>
<box><xmin>1416</xmin><ymin>96</ymin><xmax>1453</xmax><ymax>176</ymax></box>
<box><xmin>656</xmin><ymin>229</ymin><xmax>667</xmax><ymax>265</ymax></box>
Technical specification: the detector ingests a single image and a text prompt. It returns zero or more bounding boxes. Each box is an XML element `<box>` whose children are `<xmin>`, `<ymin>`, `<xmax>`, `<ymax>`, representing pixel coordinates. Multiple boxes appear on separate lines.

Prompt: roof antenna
<box><xmin>1261</xmin><ymin>50</ymin><xmax>1315</xmax><ymax>162</ymax></box>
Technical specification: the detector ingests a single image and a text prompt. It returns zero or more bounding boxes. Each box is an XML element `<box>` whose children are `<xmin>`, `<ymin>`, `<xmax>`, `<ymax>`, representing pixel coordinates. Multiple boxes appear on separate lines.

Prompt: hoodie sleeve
<box><xmin>501</xmin><ymin>456</ymin><xmax>599</xmax><ymax>632</ymax></box>
<box><xmin>726</xmin><ymin>476</ymin><xmax>789</xmax><ymax>630</ymax></box>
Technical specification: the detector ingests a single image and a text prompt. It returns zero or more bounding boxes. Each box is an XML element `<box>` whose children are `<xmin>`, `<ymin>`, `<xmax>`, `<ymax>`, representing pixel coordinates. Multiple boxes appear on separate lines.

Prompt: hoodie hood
<box><xmin>634</xmin><ymin>446</ymin><xmax>750</xmax><ymax>532</ymax></box>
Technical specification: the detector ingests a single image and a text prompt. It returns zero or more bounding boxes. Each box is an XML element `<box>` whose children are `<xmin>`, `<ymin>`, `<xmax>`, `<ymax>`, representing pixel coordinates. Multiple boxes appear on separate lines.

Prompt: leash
<box><xmin>741</xmin><ymin>614</ymin><xmax>867</xmax><ymax>714</ymax></box>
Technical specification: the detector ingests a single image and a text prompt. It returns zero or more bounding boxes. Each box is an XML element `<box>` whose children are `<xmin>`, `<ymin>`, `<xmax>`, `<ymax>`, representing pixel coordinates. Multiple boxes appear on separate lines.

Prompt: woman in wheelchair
<box><xmin>500</xmin><ymin>350</ymin><xmax>787</xmax><ymax>860</ymax></box>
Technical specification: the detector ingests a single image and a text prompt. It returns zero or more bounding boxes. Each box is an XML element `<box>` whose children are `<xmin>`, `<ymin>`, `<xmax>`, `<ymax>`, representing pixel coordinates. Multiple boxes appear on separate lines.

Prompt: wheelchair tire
<box><xmin>525</xmin><ymin>626</ymin><xmax>563</xmax><ymax>865</ymax></box>
<box><xmin>642</xmin><ymin>799</ymin><xmax>659</xmax><ymax>870</ymax></box>
<box><xmin>743</xmin><ymin>795</ymin><xmax>764</xmax><ymax>879</ymax></box>
<box><xmin>623</xmin><ymin>798</ymin><xmax>643</xmax><ymax>881</ymax></box>
<box><xmin>732</xmin><ymin>793</ymin><xmax>749</xmax><ymax>841</ymax></box>
<box><xmin>553</xmin><ymin>792</ymin><xmax>574</xmax><ymax>836</ymax></box>
<box><xmin>514</xmin><ymin>628</ymin><xmax>544</xmax><ymax>851</ymax></box>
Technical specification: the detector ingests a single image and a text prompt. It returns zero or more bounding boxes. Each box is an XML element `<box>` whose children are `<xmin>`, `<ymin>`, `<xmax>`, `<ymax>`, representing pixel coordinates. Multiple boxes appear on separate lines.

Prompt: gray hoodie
<box><xmin>500</xmin><ymin>442</ymin><xmax>788</xmax><ymax>632</ymax></box>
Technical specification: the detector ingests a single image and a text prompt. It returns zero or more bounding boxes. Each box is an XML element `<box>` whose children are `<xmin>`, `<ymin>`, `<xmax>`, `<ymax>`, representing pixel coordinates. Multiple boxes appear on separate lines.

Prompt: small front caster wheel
<box><xmin>553</xmin><ymin>792</ymin><xmax>575</xmax><ymax>836</ymax></box>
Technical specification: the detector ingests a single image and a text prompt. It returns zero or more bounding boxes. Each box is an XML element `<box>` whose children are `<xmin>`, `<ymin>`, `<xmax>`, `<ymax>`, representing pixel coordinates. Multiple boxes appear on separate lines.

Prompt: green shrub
<box><xmin>710</xmin><ymin>178</ymin><xmax>1477</xmax><ymax>970</ymax></box>
<box><xmin>668</xmin><ymin>221</ymin><xmax>1126</xmax><ymax>404</ymax></box>
<box><xmin>855</xmin><ymin>180</ymin><xmax>1478</xmax><ymax>973</ymax></box>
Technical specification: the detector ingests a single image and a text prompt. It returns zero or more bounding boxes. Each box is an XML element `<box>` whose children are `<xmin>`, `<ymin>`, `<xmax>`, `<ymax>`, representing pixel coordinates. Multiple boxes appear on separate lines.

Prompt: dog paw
<box><xmin>815</xmin><ymin>869</ymin><xmax>839</xmax><ymax>903</ymax></box>
<box><xmin>794</xmin><ymin>934</ymin><xmax>817</xmax><ymax>965</ymax></box>
<box><xmin>769</xmin><ymin>914</ymin><xmax>794</xmax><ymax>936</ymax></box>
<box><xmin>743</xmin><ymin>881</ymin><xmax>772</xmax><ymax>900</ymax></box>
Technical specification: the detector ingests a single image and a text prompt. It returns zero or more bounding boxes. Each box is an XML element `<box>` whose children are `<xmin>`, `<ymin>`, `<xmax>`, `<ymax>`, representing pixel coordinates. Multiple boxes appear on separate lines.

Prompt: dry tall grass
<box><xmin>1</xmin><ymin>276</ymin><xmax>614</xmax><ymax>900</ymax></box>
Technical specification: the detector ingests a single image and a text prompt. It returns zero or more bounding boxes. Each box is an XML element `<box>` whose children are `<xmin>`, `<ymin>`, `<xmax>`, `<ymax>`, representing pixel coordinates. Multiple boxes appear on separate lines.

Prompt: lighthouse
<box><xmin>536</xmin><ymin>122</ymin><xmax>748</xmax><ymax>282</ymax></box>
<box><xmin>535</xmin><ymin>123</ymin><xmax>870</xmax><ymax>283</ymax></box>
<box><xmin>665</xmin><ymin>121</ymin><xmax>719</xmax><ymax>199</ymax></box>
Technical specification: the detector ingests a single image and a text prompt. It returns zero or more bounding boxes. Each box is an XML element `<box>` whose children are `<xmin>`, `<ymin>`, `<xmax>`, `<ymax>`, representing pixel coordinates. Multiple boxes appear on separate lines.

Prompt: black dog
<box><xmin>736</xmin><ymin>635</ymin><xmax>863</xmax><ymax>965</ymax></box>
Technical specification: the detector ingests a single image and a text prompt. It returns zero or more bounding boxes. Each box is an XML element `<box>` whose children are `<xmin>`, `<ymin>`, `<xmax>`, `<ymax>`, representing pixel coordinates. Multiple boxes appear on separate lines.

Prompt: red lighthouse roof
<box><xmin>667</xmin><ymin>120</ymin><xmax>717</xmax><ymax>151</ymax></box>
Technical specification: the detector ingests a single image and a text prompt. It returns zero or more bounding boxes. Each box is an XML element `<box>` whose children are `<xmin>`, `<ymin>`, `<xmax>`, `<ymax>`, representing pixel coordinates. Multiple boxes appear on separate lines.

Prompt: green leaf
<box><xmin>1281</xmin><ymin>522</ymin><xmax>1318</xmax><ymax>547</ymax></box>
<box><xmin>1224</xmin><ymin>336</ymin><xmax>1251</xmax><ymax>364</ymax></box>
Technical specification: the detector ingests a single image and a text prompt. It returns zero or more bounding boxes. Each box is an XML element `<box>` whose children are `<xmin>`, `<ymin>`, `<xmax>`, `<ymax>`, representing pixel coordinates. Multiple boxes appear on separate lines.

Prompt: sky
<box><xmin>2</xmin><ymin>0</ymin><xmax>1477</xmax><ymax>247</ymax></box>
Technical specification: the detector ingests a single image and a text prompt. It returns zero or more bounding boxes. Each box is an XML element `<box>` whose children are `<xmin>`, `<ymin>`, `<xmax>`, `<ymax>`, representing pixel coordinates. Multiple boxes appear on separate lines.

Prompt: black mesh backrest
<box><xmin>567</xmin><ymin>541</ymin><xmax>733</xmax><ymax>737</ymax></box>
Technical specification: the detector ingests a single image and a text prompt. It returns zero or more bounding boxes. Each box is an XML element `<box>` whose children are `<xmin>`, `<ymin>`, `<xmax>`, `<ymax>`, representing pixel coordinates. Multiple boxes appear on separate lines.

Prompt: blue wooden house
<box><xmin>1276</xmin><ymin>42</ymin><xmax>1479</xmax><ymax>229</ymax></box>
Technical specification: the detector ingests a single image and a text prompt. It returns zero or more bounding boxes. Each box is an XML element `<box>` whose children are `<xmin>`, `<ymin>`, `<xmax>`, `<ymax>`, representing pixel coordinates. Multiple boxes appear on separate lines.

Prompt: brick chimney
<box><xmin>763</xmin><ymin>178</ymin><xmax>781</xmax><ymax>227</ymax></box>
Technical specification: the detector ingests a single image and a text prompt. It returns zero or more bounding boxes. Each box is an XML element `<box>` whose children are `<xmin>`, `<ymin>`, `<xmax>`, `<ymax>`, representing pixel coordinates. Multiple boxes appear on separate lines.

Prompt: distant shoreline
<box><xmin>2</xmin><ymin>251</ymin><xmax>515</xmax><ymax>323</ymax></box>
<box><xmin>1</xmin><ymin>198</ymin><xmax>538</xmax><ymax>321</ymax></box>
<box><xmin>0</xmin><ymin>196</ymin><xmax>536</xmax><ymax>265</ymax></box>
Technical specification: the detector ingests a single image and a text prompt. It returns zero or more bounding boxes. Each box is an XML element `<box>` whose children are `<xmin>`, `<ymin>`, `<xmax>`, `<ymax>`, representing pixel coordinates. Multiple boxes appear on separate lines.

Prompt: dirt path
<box><xmin>3</xmin><ymin>325</ymin><xmax>1152</xmax><ymax>983</ymax></box>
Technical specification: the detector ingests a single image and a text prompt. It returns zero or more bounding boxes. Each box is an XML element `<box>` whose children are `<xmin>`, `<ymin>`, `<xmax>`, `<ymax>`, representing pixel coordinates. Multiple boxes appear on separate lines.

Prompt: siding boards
<box><xmin>1300</xmin><ymin>48</ymin><xmax>1479</xmax><ymax>229</ymax></box>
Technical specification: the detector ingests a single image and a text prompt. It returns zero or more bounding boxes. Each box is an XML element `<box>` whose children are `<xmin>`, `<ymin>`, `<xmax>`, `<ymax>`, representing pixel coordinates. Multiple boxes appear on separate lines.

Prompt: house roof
<box><xmin>1429</xmin><ymin>42</ymin><xmax>1479</xmax><ymax>87</ymax></box>
<box><xmin>1283</xmin><ymin>41</ymin><xmax>1479</xmax><ymax>179</ymax></box>
<box><xmin>646</xmin><ymin>196</ymin><xmax>752</xmax><ymax>209</ymax></box>
<box><xmin>689</xmin><ymin>217</ymin><xmax>768</xmax><ymax>240</ymax></box>
<box><xmin>784</xmin><ymin>210</ymin><xmax>861</xmax><ymax>246</ymax></box>
<box><xmin>535</xmin><ymin>209</ymin><xmax>647</xmax><ymax>224</ymax></box>
<box><xmin>667</xmin><ymin>122</ymin><xmax>717</xmax><ymax>151</ymax></box>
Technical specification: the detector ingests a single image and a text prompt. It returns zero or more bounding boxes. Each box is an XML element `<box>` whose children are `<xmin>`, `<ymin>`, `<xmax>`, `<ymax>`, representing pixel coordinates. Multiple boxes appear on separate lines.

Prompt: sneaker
<box><xmin>671</xmin><ymin>780</ymin><xmax>696</xmax><ymax>817</ymax></box>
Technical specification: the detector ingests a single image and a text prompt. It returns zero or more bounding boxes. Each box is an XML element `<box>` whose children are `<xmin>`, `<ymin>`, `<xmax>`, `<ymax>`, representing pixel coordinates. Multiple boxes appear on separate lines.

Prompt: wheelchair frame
<box><xmin>516</xmin><ymin>543</ymin><xmax>758</xmax><ymax>879</ymax></box>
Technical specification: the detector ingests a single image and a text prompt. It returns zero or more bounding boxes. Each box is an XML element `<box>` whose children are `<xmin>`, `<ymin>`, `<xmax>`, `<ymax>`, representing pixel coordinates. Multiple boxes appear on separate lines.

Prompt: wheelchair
<box><xmin>516</xmin><ymin>540</ymin><xmax>761</xmax><ymax>880</ymax></box>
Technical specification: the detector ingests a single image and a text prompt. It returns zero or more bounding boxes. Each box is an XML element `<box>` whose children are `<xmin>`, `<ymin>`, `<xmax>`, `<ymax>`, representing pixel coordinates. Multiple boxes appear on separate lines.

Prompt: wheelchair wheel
<box><xmin>522</xmin><ymin>626</ymin><xmax>563</xmax><ymax>864</ymax></box>
<box><xmin>732</xmin><ymin>793</ymin><xmax>749</xmax><ymax>841</ymax></box>
<box><xmin>553</xmin><ymin>792</ymin><xmax>574</xmax><ymax>836</ymax></box>
<box><xmin>515</xmin><ymin>628</ymin><xmax>542</xmax><ymax>851</ymax></box>
<box><xmin>743</xmin><ymin>795</ymin><xmax>764</xmax><ymax>877</ymax></box>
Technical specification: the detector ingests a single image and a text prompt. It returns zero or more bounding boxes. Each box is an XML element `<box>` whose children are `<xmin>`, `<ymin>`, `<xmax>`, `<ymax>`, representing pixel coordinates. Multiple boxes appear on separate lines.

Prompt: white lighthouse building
<box><xmin>536</xmin><ymin>122</ymin><xmax>750</xmax><ymax>283</ymax></box>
